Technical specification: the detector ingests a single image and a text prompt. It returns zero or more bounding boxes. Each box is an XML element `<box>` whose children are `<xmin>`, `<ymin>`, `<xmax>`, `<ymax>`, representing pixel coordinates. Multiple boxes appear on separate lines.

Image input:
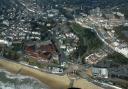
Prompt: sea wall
<box><xmin>0</xmin><ymin>59</ymin><xmax>70</xmax><ymax>89</ymax></box>
<box><xmin>0</xmin><ymin>59</ymin><xmax>103</xmax><ymax>89</ymax></box>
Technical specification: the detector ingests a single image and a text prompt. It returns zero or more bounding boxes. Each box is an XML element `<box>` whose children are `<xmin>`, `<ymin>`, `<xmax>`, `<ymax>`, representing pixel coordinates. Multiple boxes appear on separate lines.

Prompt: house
<box><xmin>92</xmin><ymin>67</ymin><xmax>108</xmax><ymax>78</ymax></box>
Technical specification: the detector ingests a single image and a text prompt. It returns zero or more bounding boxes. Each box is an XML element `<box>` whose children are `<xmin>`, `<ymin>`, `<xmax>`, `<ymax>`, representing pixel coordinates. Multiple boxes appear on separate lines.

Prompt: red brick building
<box><xmin>25</xmin><ymin>41</ymin><xmax>58</xmax><ymax>62</ymax></box>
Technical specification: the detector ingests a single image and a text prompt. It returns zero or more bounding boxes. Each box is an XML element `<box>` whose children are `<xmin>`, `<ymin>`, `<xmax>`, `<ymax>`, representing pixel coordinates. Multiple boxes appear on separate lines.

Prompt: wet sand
<box><xmin>0</xmin><ymin>59</ymin><xmax>102</xmax><ymax>89</ymax></box>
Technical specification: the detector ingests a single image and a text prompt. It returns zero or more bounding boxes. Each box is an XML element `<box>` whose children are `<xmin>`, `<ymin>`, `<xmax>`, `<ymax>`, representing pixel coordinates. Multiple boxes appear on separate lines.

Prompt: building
<box><xmin>0</xmin><ymin>40</ymin><xmax>11</xmax><ymax>46</ymax></box>
<box><xmin>92</xmin><ymin>67</ymin><xmax>108</xmax><ymax>78</ymax></box>
<box><xmin>24</xmin><ymin>40</ymin><xmax>59</xmax><ymax>63</ymax></box>
<box><xmin>48</xmin><ymin>67</ymin><xmax>64</xmax><ymax>74</ymax></box>
<box><xmin>110</xmin><ymin>65</ymin><xmax>128</xmax><ymax>80</ymax></box>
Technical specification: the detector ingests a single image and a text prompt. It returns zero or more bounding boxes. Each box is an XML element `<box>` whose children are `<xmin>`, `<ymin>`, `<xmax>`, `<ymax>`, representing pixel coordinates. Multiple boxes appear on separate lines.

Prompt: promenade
<box><xmin>0</xmin><ymin>59</ymin><xmax>102</xmax><ymax>89</ymax></box>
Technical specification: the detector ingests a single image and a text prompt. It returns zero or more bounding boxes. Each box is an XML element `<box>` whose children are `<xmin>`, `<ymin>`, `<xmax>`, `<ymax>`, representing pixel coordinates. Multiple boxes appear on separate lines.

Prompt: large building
<box><xmin>92</xmin><ymin>67</ymin><xmax>108</xmax><ymax>78</ymax></box>
<box><xmin>24</xmin><ymin>40</ymin><xmax>59</xmax><ymax>63</ymax></box>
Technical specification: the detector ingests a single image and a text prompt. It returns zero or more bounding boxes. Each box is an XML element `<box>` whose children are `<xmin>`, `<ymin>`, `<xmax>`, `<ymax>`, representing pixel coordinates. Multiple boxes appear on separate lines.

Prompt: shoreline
<box><xmin>0</xmin><ymin>59</ymin><xmax>103</xmax><ymax>89</ymax></box>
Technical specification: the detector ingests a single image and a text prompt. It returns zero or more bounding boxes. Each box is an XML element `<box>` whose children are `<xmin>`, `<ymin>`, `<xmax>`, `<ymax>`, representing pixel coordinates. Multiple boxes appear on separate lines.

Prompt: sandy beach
<box><xmin>0</xmin><ymin>59</ymin><xmax>102</xmax><ymax>89</ymax></box>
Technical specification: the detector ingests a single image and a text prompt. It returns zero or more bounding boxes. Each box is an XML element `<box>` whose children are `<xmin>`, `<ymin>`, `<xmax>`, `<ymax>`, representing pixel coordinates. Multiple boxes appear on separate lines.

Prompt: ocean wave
<box><xmin>0</xmin><ymin>69</ymin><xmax>49</xmax><ymax>89</ymax></box>
<box><xmin>0</xmin><ymin>82</ymin><xmax>45</xmax><ymax>89</ymax></box>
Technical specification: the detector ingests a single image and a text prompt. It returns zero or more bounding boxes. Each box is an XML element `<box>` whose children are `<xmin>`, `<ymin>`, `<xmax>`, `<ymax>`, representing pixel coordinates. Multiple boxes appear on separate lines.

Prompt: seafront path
<box><xmin>0</xmin><ymin>59</ymin><xmax>103</xmax><ymax>89</ymax></box>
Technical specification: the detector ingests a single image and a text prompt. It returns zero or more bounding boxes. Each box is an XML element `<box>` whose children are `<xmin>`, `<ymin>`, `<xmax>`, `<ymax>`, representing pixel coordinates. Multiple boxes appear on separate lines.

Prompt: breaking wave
<box><xmin>0</xmin><ymin>69</ymin><xmax>49</xmax><ymax>89</ymax></box>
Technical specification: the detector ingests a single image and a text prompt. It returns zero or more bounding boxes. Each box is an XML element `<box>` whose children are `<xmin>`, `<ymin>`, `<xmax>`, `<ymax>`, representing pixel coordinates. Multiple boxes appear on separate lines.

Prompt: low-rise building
<box><xmin>50</xmin><ymin>67</ymin><xmax>64</xmax><ymax>74</ymax></box>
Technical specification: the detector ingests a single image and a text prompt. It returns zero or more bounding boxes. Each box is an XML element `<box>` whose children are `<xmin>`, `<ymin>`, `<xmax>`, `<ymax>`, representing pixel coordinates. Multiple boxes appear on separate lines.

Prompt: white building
<box><xmin>92</xmin><ymin>67</ymin><xmax>108</xmax><ymax>78</ymax></box>
<box><xmin>51</xmin><ymin>67</ymin><xmax>63</xmax><ymax>74</ymax></box>
<box><xmin>0</xmin><ymin>40</ymin><xmax>12</xmax><ymax>46</ymax></box>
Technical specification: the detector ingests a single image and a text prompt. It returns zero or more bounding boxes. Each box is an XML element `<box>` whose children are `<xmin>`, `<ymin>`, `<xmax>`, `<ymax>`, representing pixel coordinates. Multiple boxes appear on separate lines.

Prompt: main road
<box><xmin>75</xmin><ymin>18</ymin><xmax>128</xmax><ymax>58</ymax></box>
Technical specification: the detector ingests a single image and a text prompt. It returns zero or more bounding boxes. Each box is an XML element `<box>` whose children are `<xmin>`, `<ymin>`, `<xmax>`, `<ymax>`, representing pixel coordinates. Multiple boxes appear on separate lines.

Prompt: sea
<box><xmin>0</xmin><ymin>69</ymin><xmax>49</xmax><ymax>89</ymax></box>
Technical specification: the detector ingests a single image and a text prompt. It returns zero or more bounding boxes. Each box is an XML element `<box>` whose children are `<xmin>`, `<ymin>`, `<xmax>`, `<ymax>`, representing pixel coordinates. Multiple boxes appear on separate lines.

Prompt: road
<box><xmin>75</xmin><ymin>17</ymin><xmax>127</xmax><ymax>89</ymax></box>
<box><xmin>0</xmin><ymin>58</ymin><xmax>103</xmax><ymax>89</ymax></box>
<box><xmin>75</xmin><ymin>17</ymin><xmax>128</xmax><ymax>58</ymax></box>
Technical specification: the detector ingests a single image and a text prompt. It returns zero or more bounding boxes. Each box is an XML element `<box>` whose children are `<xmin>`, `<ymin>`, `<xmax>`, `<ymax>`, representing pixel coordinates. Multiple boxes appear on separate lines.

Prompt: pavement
<box><xmin>0</xmin><ymin>58</ymin><xmax>103</xmax><ymax>89</ymax></box>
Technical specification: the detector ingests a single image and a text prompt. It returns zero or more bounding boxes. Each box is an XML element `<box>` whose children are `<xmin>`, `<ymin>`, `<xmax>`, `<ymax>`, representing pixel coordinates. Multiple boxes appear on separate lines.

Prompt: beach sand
<box><xmin>0</xmin><ymin>59</ymin><xmax>103</xmax><ymax>89</ymax></box>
